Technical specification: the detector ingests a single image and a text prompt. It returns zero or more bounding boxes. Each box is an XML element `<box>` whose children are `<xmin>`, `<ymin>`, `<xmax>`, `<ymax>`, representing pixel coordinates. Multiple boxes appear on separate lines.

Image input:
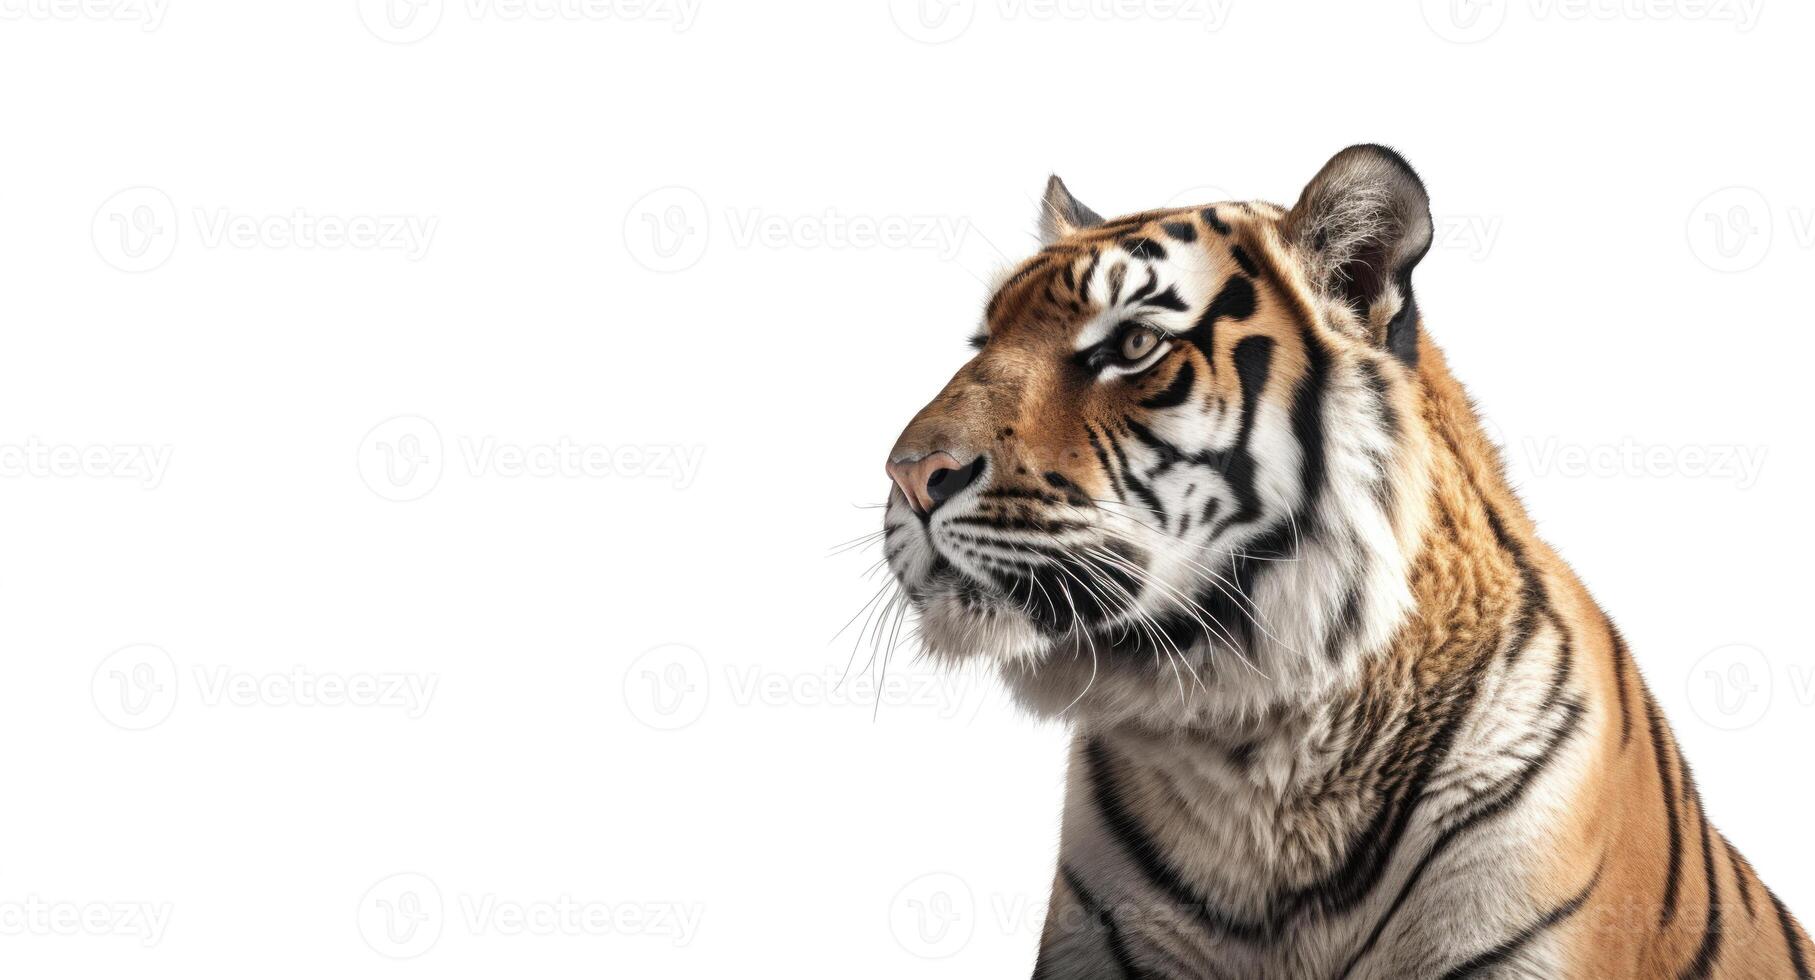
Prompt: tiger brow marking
<box><xmin>1200</xmin><ymin>206</ymin><xmax>1231</xmax><ymax>235</ymax></box>
<box><xmin>1076</xmin><ymin>248</ymin><xmax>1103</xmax><ymax>304</ymax></box>
<box><xmin>1230</xmin><ymin>244</ymin><xmax>1260</xmax><ymax>278</ymax></box>
<box><xmin>1181</xmin><ymin>274</ymin><xmax>1258</xmax><ymax>376</ymax></box>
<box><xmin>1106</xmin><ymin>263</ymin><xmax>1128</xmax><ymax>307</ymax></box>
<box><xmin>1119</xmin><ymin>236</ymin><xmax>1166</xmax><ymax>262</ymax></box>
<box><xmin>1124</xmin><ymin>267</ymin><xmax>1161</xmax><ymax>307</ymax></box>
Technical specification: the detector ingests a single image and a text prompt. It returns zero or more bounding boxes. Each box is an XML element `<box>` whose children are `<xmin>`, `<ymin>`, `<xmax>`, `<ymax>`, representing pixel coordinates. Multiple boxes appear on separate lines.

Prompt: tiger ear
<box><xmin>1284</xmin><ymin>144</ymin><xmax>1433</xmax><ymax>362</ymax></box>
<box><xmin>1039</xmin><ymin>174</ymin><xmax>1103</xmax><ymax>245</ymax></box>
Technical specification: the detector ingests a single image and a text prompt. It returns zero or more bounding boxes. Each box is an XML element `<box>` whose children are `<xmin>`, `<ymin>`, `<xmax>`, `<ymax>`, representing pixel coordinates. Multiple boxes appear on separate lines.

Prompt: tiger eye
<box><xmin>1121</xmin><ymin>328</ymin><xmax>1158</xmax><ymax>362</ymax></box>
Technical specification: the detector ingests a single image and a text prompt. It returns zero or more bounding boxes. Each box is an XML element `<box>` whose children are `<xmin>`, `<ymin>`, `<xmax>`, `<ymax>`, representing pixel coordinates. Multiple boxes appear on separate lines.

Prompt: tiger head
<box><xmin>881</xmin><ymin>145</ymin><xmax>1443</xmax><ymax>726</ymax></box>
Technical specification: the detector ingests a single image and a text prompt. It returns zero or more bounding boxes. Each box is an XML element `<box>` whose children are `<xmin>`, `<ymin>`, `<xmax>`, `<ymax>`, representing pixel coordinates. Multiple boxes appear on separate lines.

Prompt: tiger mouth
<box><xmin>907</xmin><ymin>535</ymin><xmax>1147</xmax><ymax>643</ymax></box>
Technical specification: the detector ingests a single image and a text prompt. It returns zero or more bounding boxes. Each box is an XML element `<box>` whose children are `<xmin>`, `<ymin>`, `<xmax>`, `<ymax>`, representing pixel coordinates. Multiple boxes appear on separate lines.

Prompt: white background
<box><xmin>1</xmin><ymin>0</ymin><xmax>1810</xmax><ymax>975</ymax></box>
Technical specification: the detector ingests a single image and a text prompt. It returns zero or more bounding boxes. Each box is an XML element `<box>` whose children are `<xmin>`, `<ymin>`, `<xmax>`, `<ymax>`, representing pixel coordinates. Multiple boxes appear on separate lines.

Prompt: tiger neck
<box><xmin>1067</xmin><ymin>343</ymin><xmax>1556</xmax><ymax>908</ymax></box>
<box><xmin>1076</xmin><ymin>334</ymin><xmax>1536</xmax><ymax>742</ymax></box>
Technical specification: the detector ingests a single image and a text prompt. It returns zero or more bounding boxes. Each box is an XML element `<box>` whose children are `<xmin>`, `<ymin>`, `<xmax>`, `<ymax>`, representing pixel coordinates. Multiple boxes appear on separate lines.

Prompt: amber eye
<box><xmin>1120</xmin><ymin>326</ymin><xmax>1161</xmax><ymax>363</ymax></box>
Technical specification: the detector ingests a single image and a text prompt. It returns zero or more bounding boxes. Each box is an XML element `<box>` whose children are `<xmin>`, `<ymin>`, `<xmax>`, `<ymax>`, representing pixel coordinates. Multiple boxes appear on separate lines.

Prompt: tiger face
<box><xmin>882</xmin><ymin>146</ymin><xmax>1438</xmax><ymax>723</ymax></box>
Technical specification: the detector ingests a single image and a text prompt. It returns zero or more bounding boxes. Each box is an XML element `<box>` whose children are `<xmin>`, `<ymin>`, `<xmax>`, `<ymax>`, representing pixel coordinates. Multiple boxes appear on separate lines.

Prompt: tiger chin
<box><xmin>878</xmin><ymin>145</ymin><xmax>1811</xmax><ymax>978</ymax></box>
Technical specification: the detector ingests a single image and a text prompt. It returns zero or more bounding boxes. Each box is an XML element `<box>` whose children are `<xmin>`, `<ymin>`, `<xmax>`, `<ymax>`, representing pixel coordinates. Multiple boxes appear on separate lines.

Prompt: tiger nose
<box><xmin>886</xmin><ymin>452</ymin><xmax>984</xmax><ymax>514</ymax></box>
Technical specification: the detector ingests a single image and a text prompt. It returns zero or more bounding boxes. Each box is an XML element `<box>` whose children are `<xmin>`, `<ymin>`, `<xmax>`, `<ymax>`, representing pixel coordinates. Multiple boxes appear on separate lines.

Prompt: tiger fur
<box><xmin>878</xmin><ymin>145</ymin><xmax>1811</xmax><ymax>979</ymax></box>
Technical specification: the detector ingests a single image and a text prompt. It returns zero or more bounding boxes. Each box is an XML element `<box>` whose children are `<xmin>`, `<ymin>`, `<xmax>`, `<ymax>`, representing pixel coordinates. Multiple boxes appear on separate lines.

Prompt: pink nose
<box><xmin>886</xmin><ymin>452</ymin><xmax>976</xmax><ymax>514</ymax></box>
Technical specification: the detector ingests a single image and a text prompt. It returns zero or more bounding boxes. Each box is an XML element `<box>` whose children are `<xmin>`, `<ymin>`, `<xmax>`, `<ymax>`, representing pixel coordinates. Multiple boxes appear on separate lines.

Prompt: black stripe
<box><xmin>1125</xmin><ymin>267</ymin><xmax>1161</xmax><ymax>306</ymax></box>
<box><xmin>1679</xmin><ymin>770</ymin><xmax>1722</xmax><ymax>980</ymax></box>
<box><xmin>1385</xmin><ymin>270</ymin><xmax>1420</xmax><ymax>365</ymax></box>
<box><xmin>1057</xmin><ymin>865</ymin><xmax>1147</xmax><ymax>980</ymax></box>
<box><xmin>1220</xmin><ymin>335</ymin><xmax>1274</xmax><ymax>529</ymax></box>
<box><xmin>1769</xmin><ymin>888</ymin><xmax>1813</xmax><ymax>979</ymax></box>
<box><xmin>1725</xmin><ymin>838</ymin><xmax>1756</xmax><ymax>918</ymax></box>
<box><xmin>1118</xmin><ymin>463</ymin><xmax>1168</xmax><ymax>530</ymax></box>
<box><xmin>1200</xmin><ymin>206</ymin><xmax>1230</xmax><ymax>235</ymax></box>
<box><xmin>1329</xmin><ymin>587</ymin><xmax>1363</xmax><ymax>663</ymax></box>
<box><xmin>1646</xmin><ymin>693</ymin><xmax>1685</xmax><ymax>928</ymax></box>
<box><xmin>1607</xmin><ymin>620</ymin><xmax>1634</xmax><ymax>747</ymax></box>
<box><xmin>1085</xmin><ymin>738</ymin><xmax>1269</xmax><ymax>942</ymax></box>
<box><xmin>1139</xmin><ymin>359</ymin><xmax>1196</xmax><ymax>410</ymax></box>
<box><xmin>1199</xmin><ymin>496</ymin><xmax>1220</xmax><ymax>533</ymax></box>
<box><xmin>1077</xmin><ymin>249</ymin><xmax>1103</xmax><ymax>303</ymax></box>
<box><xmin>1161</xmin><ymin>221</ymin><xmax>1196</xmax><ymax>243</ymax></box>
<box><xmin>1086</xmin><ymin>423</ymin><xmax>1128</xmax><ymax>502</ymax></box>
<box><xmin>1100</xmin><ymin>421</ymin><xmax>1168</xmax><ymax>527</ymax></box>
<box><xmin>1120</xmin><ymin>236</ymin><xmax>1166</xmax><ymax>262</ymax></box>
<box><xmin>1336</xmin><ymin>693</ymin><xmax>1587</xmax><ymax>979</ymax></box>
<box><xmin>1437</xmin><ymin>864</ymin><xmax>1602</xmax><ymax>980</ymax></box>
<box><xmin>1107</xmin><ymin>262</ymin><xmax>1127</xmax><ymax>306</ymax></box>
<box><xmin>1229</xmin><ymin>244</ymin><xmax>1259</xmax><ymax>278</ymax></box>
<box><xmin>1290</xmin><ymin>324</ymin><xmax>1332</xmax><ymax>535</ymax></box>
<box><xmin>1141</xmin><ymin>285</ymin><xmax>1188</xmax><ymax>312</ymax></box>
<box><xmin>1181</xmin><ymin>275</ymin><xmax>1256</xmax><ymax>356</ymax></box>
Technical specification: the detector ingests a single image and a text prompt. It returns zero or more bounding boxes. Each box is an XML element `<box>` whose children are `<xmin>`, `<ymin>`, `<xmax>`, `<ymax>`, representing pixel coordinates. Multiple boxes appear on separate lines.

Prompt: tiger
<box><xmin>877</xmin><ymin>144</ymin><xmax>1811</xmax><ymax>979</ymax></box>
